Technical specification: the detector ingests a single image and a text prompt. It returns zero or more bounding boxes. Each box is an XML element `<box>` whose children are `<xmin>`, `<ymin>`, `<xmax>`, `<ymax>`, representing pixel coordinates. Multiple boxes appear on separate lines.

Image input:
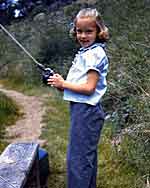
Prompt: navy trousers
<box><xmin>67</xmin><ymin>102</ymin><xmax>105</xmax><ymax>188</ymax></box>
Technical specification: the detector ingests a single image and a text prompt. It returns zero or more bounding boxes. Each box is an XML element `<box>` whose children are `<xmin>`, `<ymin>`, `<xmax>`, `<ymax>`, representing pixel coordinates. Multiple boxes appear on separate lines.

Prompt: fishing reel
<box><xmin>35</xmin><ymin>63</ymin><xmax>54</xmax><ymax>84</ymax></box>
<box><xmin>42</xmin><ymin>68</ymin><xmax>54</xmax><ymax>84</ymax></box>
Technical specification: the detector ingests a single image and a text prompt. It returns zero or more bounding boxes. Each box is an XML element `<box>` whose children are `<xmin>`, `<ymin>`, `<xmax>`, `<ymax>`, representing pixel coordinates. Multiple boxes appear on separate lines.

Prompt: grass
<box><xmin>40</xmin><ymin>89</ymin><xmax>69</xmax><ymax>187</ymax></box>
<box><xmin>97</xmin><ymin>124</ymin><xmax>145</xmax><ymax>188</ymax></box>
<box><xmin>0</xmin><ymin>91</ymin><xmax>21</xmax><ymax>152</ymax></box>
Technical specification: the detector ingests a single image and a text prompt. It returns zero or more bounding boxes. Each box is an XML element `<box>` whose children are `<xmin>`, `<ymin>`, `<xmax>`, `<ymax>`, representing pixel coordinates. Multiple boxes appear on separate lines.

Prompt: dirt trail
<box><xmin>0</xmin><ymin>85</ymin><xmax>47</xmax><ymax>146</ymax></box>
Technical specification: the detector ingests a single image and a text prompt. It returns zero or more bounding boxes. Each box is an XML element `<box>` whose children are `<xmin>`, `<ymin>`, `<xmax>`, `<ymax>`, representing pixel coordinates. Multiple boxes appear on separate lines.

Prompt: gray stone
<box><xmin>0</xmin><ymin>142</ymin><xmax>40</xmax><ymax>188</ymax></box>
<box><xmin>33</xmin><ymin>13</ymin><xmax>46</xmax><ymax>22</ymax></box>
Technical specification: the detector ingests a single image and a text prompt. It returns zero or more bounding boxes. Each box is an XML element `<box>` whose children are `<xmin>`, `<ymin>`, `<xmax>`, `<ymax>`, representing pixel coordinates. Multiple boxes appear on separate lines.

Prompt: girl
<box><xmin>48</xmin><ymin>8</ymin><xmax>109</xmax><ymax>188</ymax></box>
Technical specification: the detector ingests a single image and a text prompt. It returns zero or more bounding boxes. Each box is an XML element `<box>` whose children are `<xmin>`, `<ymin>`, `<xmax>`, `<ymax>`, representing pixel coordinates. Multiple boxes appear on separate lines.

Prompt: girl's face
<box><xmin>76</xmin><ymin>17</ymin><xmax>97</xmax><ymax>48</ymax></box>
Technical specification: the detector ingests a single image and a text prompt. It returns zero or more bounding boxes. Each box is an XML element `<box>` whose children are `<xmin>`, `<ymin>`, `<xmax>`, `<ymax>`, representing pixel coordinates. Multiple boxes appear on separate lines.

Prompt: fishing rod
<box><xmin>0</xmin><ymin>23</ymin><xmax>54</xmax><ymax>84</ymax></box>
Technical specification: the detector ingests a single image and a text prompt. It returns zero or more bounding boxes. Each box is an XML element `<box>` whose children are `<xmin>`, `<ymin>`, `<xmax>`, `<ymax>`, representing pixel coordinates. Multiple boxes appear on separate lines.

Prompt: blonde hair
<box><xmin>70</xmin><ymin>8</ymin><xmax>109</xmax><ymax>42</ymax></box>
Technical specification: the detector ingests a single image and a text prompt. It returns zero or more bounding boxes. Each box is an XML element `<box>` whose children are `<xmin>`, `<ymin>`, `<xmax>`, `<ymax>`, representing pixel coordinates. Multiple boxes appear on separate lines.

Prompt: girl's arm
<box><xmin>47</xmin><ymin>70</ymin><xmax>99</xmax><ymax>95</ymax></box>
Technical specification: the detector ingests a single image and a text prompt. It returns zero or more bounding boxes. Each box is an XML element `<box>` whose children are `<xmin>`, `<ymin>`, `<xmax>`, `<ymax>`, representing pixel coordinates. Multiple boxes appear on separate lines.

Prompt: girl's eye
<box><xmin>85</xmin><ymin>30</ymin><xmax>93</xmax><ymax>33</ymax></box>
<box><xmin>76</xmin><ymin>29</ymin><xmax>82</xmax><ymax>34</ymax></box>
<box><xmin>76</xmin><ymin>29</ymin><xmax>94</xmax><ymax>34</ymax></box>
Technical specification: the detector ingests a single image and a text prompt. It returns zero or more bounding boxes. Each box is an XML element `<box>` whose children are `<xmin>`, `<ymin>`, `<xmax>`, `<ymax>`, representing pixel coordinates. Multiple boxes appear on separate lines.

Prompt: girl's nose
<box><xmin>81</xmin><ymin>32</ymin><xmax>86</xmax><ymax>38</ymax></box>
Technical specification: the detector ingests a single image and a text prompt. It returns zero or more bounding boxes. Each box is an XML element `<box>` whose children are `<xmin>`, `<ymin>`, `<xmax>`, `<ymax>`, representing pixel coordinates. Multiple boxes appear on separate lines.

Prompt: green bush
<box><xmin>38</xmin><ymin>24</ymin><xmax>76</xmax><ymax>76</ymax></box>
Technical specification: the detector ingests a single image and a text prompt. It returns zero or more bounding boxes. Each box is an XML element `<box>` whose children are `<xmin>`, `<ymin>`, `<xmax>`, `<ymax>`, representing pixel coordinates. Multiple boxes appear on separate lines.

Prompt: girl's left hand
<box><xmin>47</xmin><ymin>73</ymin><xmax>65</xmax><ymax>90</ymax></box>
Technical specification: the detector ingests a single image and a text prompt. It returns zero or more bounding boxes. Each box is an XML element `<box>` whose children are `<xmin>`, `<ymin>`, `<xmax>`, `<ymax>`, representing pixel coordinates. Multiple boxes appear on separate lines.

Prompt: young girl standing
<box><xmin>48</xmin><ymin>8</ymin><xmax>109</xmax><ymax>188</ymax></box>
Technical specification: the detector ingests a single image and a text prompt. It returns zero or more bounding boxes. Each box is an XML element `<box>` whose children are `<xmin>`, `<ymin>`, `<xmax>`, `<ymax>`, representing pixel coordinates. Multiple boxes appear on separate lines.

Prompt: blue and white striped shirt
<box><xmin>63</xmin><ymin>43</ymin><xmax>109</xmax><ymax>105</ymax></box>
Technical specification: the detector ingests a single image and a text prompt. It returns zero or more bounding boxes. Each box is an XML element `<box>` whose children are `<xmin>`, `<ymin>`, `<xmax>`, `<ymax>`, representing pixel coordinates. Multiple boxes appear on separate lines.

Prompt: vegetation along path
<box><xmin>0</xmin><ymin>85</ymin><xmax>47</xmax><ymax>146</ymax></box>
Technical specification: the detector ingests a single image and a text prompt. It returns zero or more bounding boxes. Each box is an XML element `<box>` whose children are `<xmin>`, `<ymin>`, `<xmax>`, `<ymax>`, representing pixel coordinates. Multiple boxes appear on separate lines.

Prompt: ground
<box><xmin>0</xmin><ymin>85</ymin><xmax>47</xmax><ymax>146</ymax></box>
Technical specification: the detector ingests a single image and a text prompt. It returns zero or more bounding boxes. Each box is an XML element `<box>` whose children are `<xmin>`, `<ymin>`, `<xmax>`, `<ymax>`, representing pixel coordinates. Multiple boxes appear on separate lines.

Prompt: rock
<box><xmin>33</xmin><ymin>12</ymin><xmax>46</xmax><ymax>21</ymax></box>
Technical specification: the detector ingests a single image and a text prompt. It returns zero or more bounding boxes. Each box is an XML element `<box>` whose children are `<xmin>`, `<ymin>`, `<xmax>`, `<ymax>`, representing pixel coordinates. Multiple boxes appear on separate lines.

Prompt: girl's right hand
<box><xmin>47</xmin><ymin>73</ymin><xmax>65</xmax><ymax>90</ymax></box>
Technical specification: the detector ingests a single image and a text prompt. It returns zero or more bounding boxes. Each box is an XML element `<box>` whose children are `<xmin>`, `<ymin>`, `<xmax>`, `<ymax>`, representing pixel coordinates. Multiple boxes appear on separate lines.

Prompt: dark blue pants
<box><xmin>67</xmin><ymin>102</ymin><xmax>105</xmax><ymax>188</ymax></box>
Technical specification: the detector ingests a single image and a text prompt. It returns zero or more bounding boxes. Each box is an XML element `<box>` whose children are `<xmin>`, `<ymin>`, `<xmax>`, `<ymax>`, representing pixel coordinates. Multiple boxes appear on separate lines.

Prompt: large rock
<box><xmin>33</xmin><ymin>12</ymin><xmax>46</xmax><ymax>21</ymax></box>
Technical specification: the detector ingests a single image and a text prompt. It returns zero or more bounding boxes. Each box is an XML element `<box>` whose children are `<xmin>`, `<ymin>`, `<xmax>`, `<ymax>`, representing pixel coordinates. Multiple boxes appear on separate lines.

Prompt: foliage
<box><xmin>99</xmin><ymin>0</ymin><xmax>150</xmax><ymax>185</ymax></box>
<box><xmin>38</xmin><ymin>24</ymin><xmax>76</xmax><ymax>77</ymax></box>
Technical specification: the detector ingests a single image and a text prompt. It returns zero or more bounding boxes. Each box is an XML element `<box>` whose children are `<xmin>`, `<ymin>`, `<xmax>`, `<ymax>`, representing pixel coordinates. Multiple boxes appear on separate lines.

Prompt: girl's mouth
<box><xmin>80</xmin><ymin>40</ymin><xmax>89</xmax><ymax>45</ymax></box>
<box><xmin>81</xmin><ymin>40</ymin><xmax>89</xmax><ymax>43</ymax></box>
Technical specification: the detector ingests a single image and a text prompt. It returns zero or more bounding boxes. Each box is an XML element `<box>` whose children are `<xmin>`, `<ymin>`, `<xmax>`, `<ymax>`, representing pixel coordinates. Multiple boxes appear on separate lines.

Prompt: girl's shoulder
<box><xmin>83</xmin><ymin>43</ymin><xmax>106</xmax><ymax>59</ymax></box>
<box><xmin>79</xmin><ymin>44</ymin><xmax>108</xmax><ymax>68</ymax></box>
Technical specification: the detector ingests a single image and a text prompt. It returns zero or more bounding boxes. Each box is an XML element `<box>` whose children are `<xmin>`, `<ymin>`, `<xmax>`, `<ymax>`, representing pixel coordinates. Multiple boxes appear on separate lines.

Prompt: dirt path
<box><xmin>0</xmin><ymin>85</ymin><xmax>47</xmax><ymax>146</ymax></box>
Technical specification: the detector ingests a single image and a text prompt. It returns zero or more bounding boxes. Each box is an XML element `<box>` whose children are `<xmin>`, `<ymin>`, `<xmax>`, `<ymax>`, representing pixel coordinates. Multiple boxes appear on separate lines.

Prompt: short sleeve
<box><xmin>83</xmin><ymin>46</ymin><xmax>108</xmax><ymax>75</ymax></box>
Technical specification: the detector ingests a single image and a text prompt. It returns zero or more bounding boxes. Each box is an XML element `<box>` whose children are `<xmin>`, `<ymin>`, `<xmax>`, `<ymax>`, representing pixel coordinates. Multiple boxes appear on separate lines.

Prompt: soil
<box><xmin>0</xmin><ymin>85</ymin><xmax>47</xmax><ymax>146</ymax></box>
